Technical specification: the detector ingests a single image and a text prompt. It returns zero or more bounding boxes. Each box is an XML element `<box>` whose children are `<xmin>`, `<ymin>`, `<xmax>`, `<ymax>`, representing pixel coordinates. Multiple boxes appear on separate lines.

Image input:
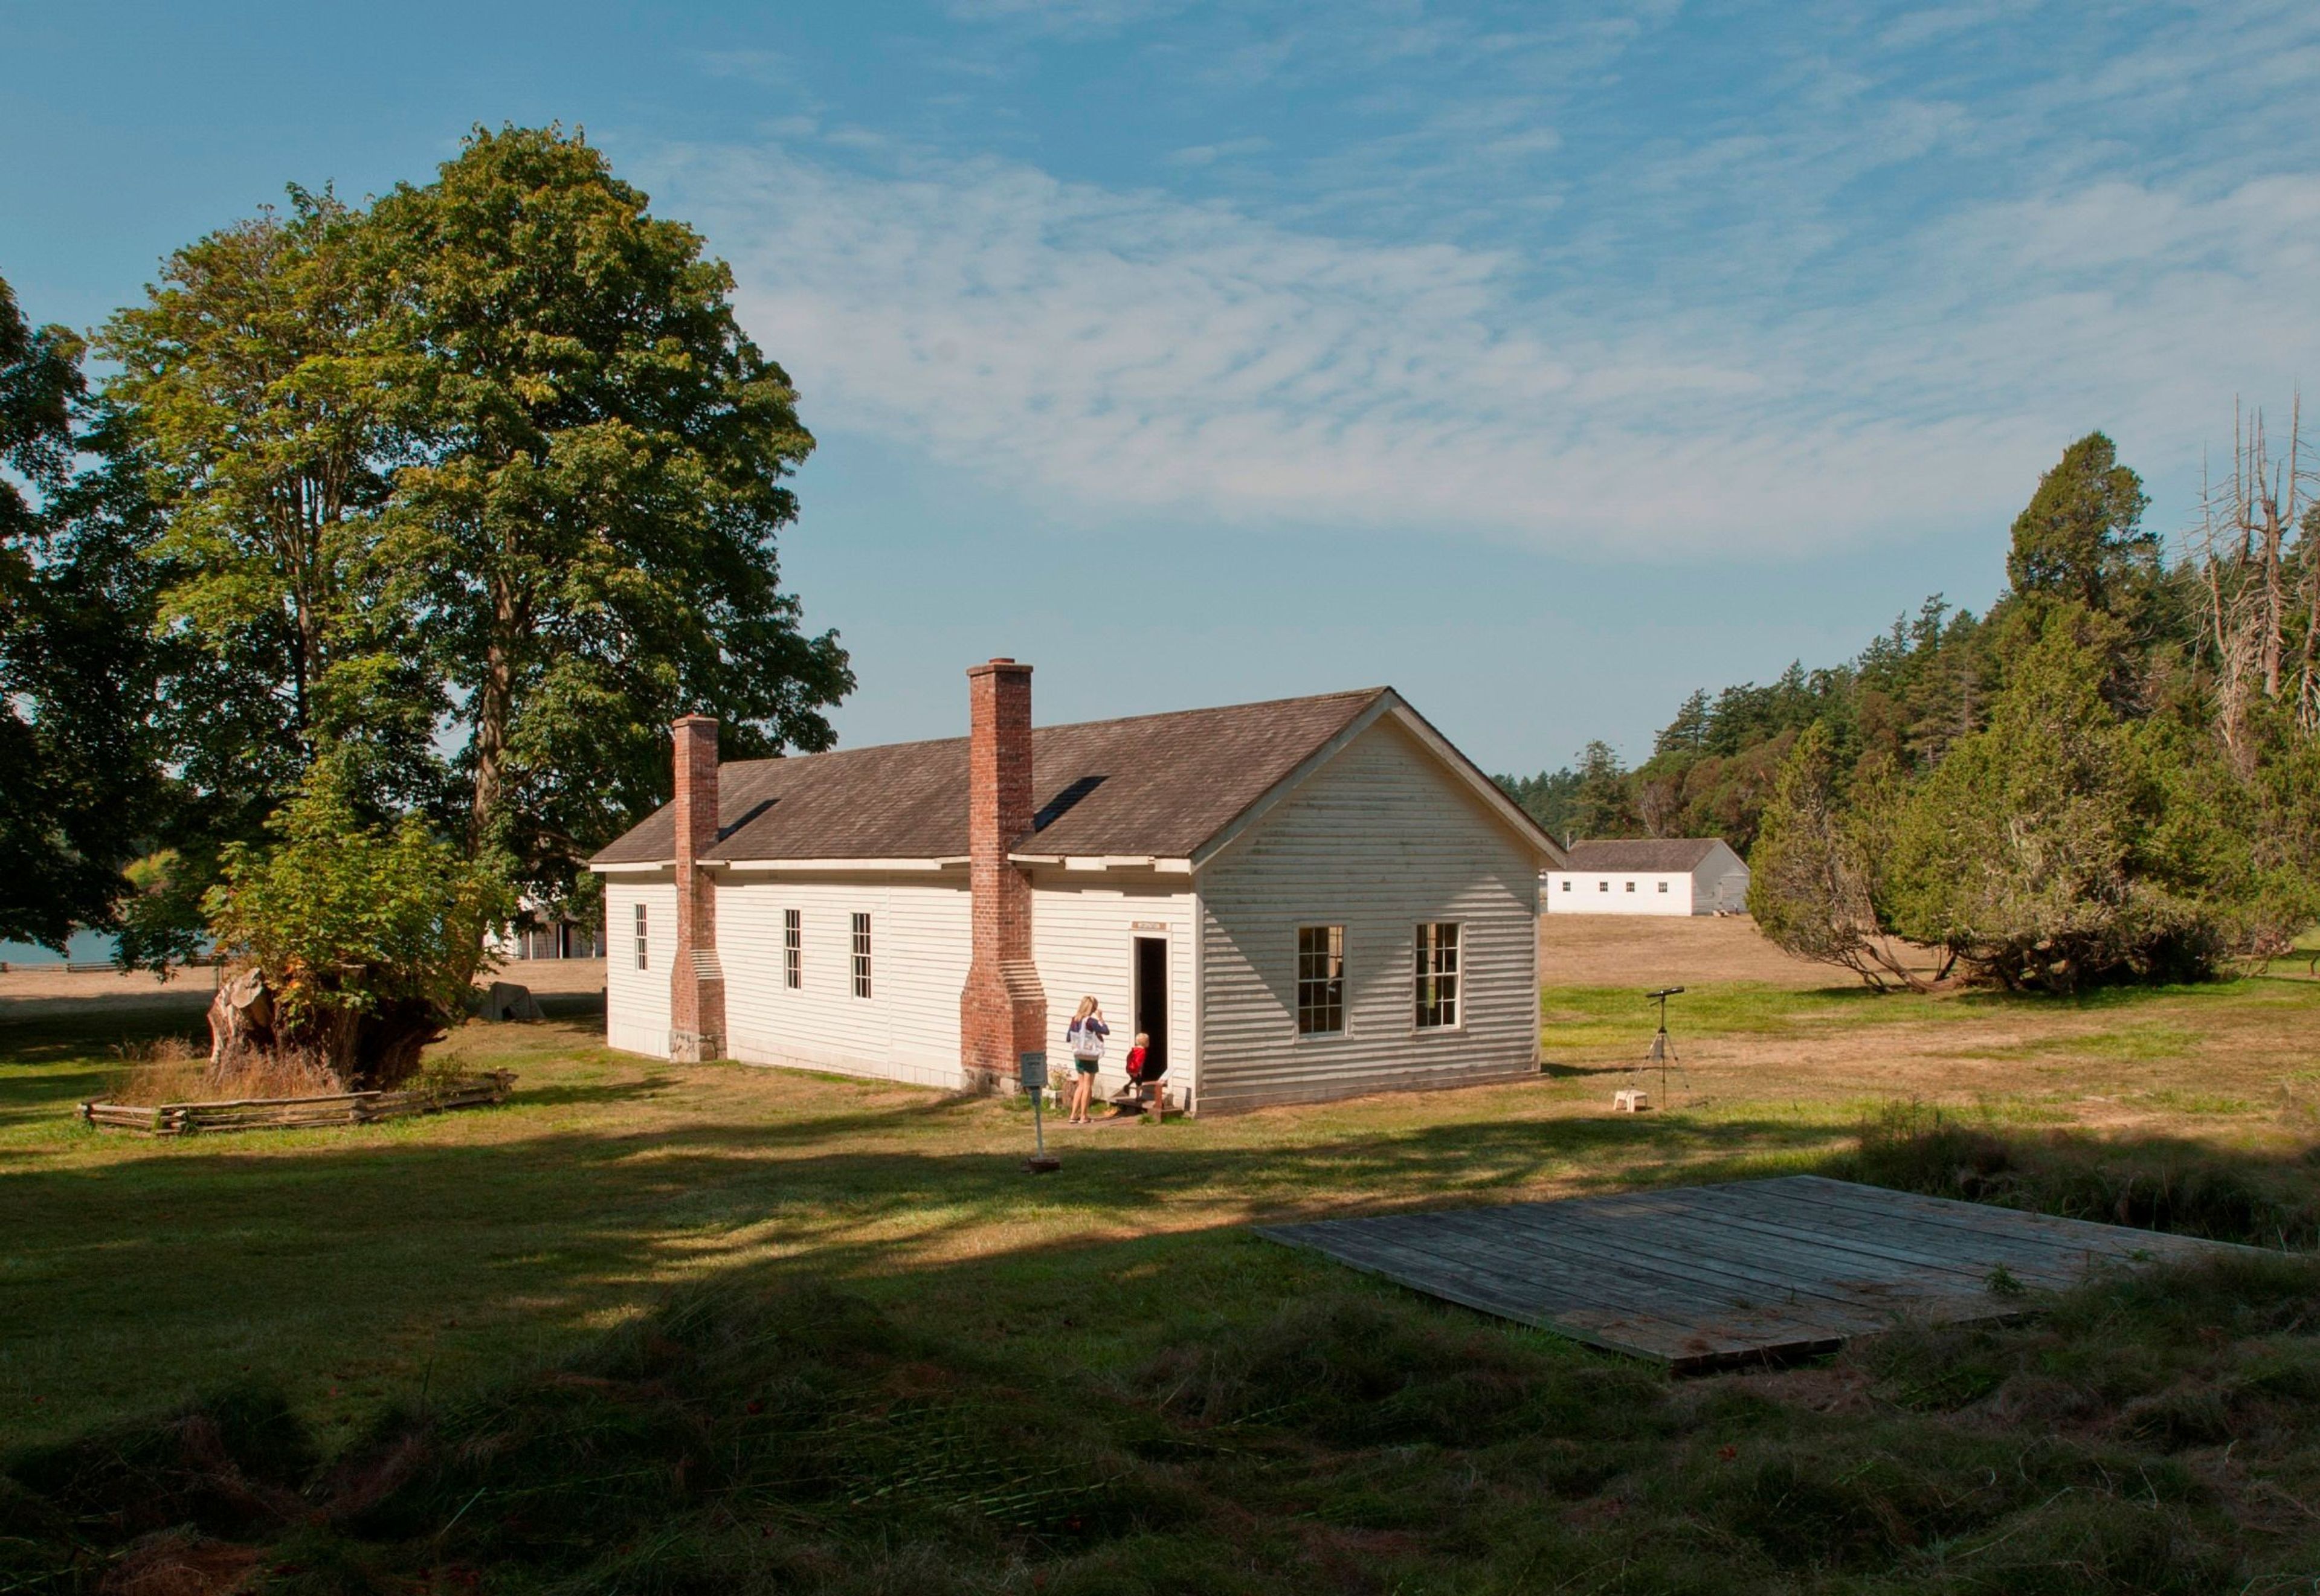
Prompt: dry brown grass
<box><xmin>102</xmin><ymin>1034</ymin><xmax>344</xmax><ymax>1107</ymax></box>
<box><xmin>1538</xmin><ymin>912</ymin><xmax>1947</xmax><ymax>988</ymax></box>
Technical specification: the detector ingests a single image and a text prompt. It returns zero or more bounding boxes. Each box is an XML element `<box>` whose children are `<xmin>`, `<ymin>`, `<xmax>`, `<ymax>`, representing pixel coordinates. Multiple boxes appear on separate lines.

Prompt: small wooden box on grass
<box><xmin>1613</xmin><ymin>1088</ymin><xmax>1651</xmax><ymax>1113</ymax></box>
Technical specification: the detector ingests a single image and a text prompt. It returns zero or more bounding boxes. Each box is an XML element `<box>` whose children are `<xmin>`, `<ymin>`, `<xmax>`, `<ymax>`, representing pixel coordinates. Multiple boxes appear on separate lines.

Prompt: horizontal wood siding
<box><xmin>1027</xmin><ymin>875</ymin><xmax>1198</xmax><ymax>1104</ymax></box>
<box><xmin>1196</xmin><ymin>717</ymin><xmax>1539</xmax><ymax>1112</ymax></box>
<box><xmin>604</xmin><ymin>877</ymin><xmax>677</xmax><ymax>1057</ymax></box>
<box><xmin>719</xmin><ymin>872</ymin><xmax>973</xmax><ymax>1090</ymax></box>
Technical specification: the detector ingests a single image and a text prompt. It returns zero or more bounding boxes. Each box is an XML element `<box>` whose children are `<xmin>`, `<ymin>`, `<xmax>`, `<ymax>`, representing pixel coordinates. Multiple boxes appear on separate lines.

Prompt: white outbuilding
<box><xmin>1543</xmin><ymin>838</ymin><xmax>1748</xmax><ymax>916</ymax></box>
<box><xmin>590</xmin><ymin>660</ymin><xmax>1565</xmax><ymax>1113</ymax></box>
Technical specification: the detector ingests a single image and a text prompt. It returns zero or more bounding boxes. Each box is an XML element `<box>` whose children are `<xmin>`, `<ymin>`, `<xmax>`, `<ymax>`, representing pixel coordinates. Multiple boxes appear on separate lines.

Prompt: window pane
<box><xmin>1296</xmin><ymin>925</ymin><xmax>1344</xmax><ymax>1035</ymax></box>
<box><xmin>1415</xmin><ymin>922</ymin><xmax>1458</xmax><ymax>1028</ymax></box>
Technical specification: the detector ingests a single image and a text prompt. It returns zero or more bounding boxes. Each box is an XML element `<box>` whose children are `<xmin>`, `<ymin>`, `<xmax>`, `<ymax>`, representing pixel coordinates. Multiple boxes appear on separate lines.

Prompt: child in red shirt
<box><xmin>1123</xmin><ymin>1032</ymin><xmax>1156</xmax><ymax>1117</ymax></box>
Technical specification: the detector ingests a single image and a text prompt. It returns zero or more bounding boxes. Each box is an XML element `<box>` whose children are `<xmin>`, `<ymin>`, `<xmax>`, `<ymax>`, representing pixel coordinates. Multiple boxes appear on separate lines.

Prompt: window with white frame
<box><xmin>1414</xmin><ymin>922</ymin><xmax>1460</xmax><ymax>1029</ymax></box>
<box><xmin>784</xmin><ymin>909</ymin><xmax>802</xmax><ymax>989</ymax></box>
<box><xmin>1625</xmin><ymin>880</ymin><xmax>1635</xmax><ymax>892</ymax></box>
<box><xmin>1657</xmin><ymin>880</ymin><xmax>1669</xmax><ymax>893</ymax></box>
<box><xmin>633</xmin><ymin>903</ymin><xmax>648</xmax><ymax>970</ymax></box>
<box><xmin>1295</xmin><ymin>925</ymin><xmax>1344</xmax><ymax>1035</ymax></box>
<box><xmin>850</xmin><ymin>912</ymin><xmax>872</xmax><ymax>999</ymax></box>
<box><xmin>1559</xmin><ymin>880</ymin><xmax>1570</xmax><ymax>892</ymax></box>
<box><xmin>1597</xmin><ymin>880</ymin><xmax>1608</xmax><ymax>892</ymax></box>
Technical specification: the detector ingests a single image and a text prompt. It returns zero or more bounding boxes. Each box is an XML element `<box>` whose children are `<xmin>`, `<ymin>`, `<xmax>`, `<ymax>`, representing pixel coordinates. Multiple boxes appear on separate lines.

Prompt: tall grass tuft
<box><xmin>1837</xmin><ymin>1101</ymin><xmax>2319</xmax><ymax>1247</ymax></box>
<box><xmin>103</xmin><ymin>1035</ymin><xmax>351</xmax><ymax>1106</ymax></box>
<box><xmin>7</xmin><ymin>1262</ymin><xmax>2319</xmax><ymax>1592</ymax></box>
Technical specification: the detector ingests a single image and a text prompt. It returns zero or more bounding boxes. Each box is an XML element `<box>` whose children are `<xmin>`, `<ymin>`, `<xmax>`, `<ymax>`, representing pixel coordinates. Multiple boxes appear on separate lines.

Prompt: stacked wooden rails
<box><xmin>79</xmin><ymin>1071</ymin><xmax>515</xmax><ymax>1135</ymax></box>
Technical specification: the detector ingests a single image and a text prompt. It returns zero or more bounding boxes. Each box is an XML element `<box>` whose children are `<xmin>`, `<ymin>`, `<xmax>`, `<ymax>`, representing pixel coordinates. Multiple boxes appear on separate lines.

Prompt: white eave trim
<box><xmin>1011</xmin><ymin>854</ymin><xmax>1194</xmax><ymax>874</ymax></box>
<box><xmin>590</xmin><ymin>861</ymin><xmax>671</xmax><ymax>875</ymax></box>
<box><xmin>712</xmin><ymin>856</ymin><xmax>968</xmax><ymax>873</ymax></box>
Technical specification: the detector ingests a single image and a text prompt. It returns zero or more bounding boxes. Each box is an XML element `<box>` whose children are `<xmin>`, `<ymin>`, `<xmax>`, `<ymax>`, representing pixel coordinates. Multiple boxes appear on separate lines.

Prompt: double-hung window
<box><xmin>784</xmin><ymin>909</ymin><xmax>802</xmax><ymax>989</ymax></box>
<box><xmin>1295</xmin><ymin>925</ymin><xmax>1345</xmax><ymax>1036</ymax></box>
<box><xmin>633</xmin><ymin>903</ymin><xmax>649</xmax><ymax>970</ymax></box>
<box><xmin>1414</xmin><ymin>922</ymin><xmax>1460</xmax><ymax>1029</ymax></box>
<box><xmin>850</xmin><ymin>912</ymin><xmax>873</xmax><ymax>999</ymax></box>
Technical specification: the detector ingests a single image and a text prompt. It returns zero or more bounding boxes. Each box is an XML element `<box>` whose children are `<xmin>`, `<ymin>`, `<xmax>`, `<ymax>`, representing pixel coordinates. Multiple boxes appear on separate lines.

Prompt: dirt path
<box><xmin>0</xmin><ymin>958</ymin><xmax>607</xmax><ymax>1023</ymax></box>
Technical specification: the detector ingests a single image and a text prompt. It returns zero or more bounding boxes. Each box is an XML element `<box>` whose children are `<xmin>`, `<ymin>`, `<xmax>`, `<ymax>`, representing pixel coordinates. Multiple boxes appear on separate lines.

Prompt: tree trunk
<box><xmin>469</xmin><ymin>646</ymin><xmax>512</xmax><ymax>848</ymax></box>
<box><xmin>468</xmin><ymin>574</ymin><xmax>523</xmax><ymax>850</ymax></box>
<box><xmin>352</xmin><ymin>1000</ymin><xmax>443</xmax><ymax>1091</ymax></box>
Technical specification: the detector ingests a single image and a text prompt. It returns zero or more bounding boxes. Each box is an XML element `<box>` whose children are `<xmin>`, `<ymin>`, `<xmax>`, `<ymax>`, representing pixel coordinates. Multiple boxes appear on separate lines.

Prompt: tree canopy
<box><xmin>369</xmin><ymin>126</ymin><xmax>850</xmax><ymax>884</ymax></box>
<box><xmin>23</xmin><ymin>124</ymin><xmax>854</xmax><ymax>969</ymax></box>
<box><xmin>0</xmin><ymin>277</ymin><xmax>169</xmax><ymax>951</ymax></box>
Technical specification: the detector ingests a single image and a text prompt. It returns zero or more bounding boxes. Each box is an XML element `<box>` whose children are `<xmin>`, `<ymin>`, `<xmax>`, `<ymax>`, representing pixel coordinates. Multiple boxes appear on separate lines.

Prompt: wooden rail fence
<box><xmin>79</xmin><ymin>1071</ymin><xmax>516</xmax><ymax>1136</ymax></box>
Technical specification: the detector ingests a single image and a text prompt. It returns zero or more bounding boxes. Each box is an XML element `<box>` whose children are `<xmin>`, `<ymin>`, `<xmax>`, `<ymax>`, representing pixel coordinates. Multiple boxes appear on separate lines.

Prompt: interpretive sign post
<box><xmin>1019</xmin><ymin>1052</ymin><xmax>1058</xmax><ymax>1173</ymax></box>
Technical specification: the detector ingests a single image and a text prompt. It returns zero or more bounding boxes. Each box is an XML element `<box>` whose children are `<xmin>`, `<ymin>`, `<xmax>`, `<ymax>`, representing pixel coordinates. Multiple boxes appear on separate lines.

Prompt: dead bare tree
<box><xmin>2183</xmin><ymin>396</ymin><xmax>2319</xmax><ymax>758</ymax></box>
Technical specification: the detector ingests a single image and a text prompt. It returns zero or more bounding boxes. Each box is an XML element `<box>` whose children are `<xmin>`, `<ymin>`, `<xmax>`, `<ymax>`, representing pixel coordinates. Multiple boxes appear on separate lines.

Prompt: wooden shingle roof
<box><xmin>1560</xmin><ymin>838</ymin><xmax>1731</xmax><ymax>872</ymax></box>
<box><xmin>590</xmin><ymin>688</ymin><xmax>1395</xmax><ymax>867</ymax></box>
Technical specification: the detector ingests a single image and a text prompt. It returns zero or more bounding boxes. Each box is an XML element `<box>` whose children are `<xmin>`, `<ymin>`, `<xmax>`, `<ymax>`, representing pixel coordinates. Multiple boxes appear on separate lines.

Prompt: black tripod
<box><xmin>1640</xmin><ymin>986</ymin><xmax>1689</xmax><ymax>1103</ymax></box>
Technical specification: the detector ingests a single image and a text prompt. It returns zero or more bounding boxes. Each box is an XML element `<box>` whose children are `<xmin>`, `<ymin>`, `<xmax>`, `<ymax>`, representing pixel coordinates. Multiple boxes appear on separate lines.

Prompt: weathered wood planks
<box><xmin>1256</xmin><ymin>1174</ymin><xmax>2250</xmax><ymax>1371</ymax></box>
<box><xmin>78</xmin><ymin>1071</ymin><xmax>516</xmax><ymax>1136</ymax></box>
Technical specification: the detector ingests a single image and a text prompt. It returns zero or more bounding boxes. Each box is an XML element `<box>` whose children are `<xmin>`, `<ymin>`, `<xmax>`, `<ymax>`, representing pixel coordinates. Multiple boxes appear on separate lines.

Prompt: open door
<box><xmin>1133</xmin><ymin>936</ymin><xmax>1168</xmax><ymax>1076</ymax></box>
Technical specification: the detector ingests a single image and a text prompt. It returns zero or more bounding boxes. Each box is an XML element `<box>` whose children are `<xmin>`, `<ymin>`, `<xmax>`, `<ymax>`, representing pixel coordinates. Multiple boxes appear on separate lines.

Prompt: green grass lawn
<box><xmin>4</xmin><ymin>977</ymin><xmax>2318</xmax><ymax>1592</ymax></box>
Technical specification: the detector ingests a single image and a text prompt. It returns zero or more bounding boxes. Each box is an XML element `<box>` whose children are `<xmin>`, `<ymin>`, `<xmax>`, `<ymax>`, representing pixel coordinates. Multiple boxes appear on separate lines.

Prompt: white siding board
<box><xmin>1194</xmin><ymin>718</ymin><xmax>1539</xmax><ymax>1112</ymax></box>
<box><xmin>719</xmin><ymin>872</ymin><xmax>971</xmax><ymax>1090</ymax></box>
<box><xmin>604</xmin><ymin>877</ymin><xmax>677</xmax><ymax>1057</ymax></box>
<box><xmin>1544</xmin><ymin>872</ymin><xmax>1696</xmax><ymax>915</ymax></box>
<box><xmin>1028</xmin><ymin>877</ymin><xmax>1198</xmax><ymax>1105</ymax></box>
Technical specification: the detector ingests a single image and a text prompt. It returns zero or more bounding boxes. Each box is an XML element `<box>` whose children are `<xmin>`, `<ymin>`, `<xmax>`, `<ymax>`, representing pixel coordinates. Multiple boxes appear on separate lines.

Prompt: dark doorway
<box><xmin>1133</xmin><ymin>937</ymin><xmax>1168</xmax><ymax>1075</ymax></box>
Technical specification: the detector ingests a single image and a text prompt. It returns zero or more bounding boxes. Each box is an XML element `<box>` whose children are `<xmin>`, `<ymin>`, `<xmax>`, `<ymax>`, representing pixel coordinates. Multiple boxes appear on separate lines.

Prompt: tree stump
<box><xmin>207</xmin><ymin>967</ymin><xmax>274</xmax><ymax>1067</ymax></box>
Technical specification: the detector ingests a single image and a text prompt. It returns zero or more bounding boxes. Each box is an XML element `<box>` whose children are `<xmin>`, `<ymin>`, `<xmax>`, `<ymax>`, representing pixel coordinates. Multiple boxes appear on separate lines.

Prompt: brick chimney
<box><xmin>959</xmin><ymin>659</ymin><xmax>1046</xmax><ymax>1090</ymax></box>
<box><xmin>668</xmin><ymin>714</ymin><xmax>726</xmax><ymax>1062</ymax></box>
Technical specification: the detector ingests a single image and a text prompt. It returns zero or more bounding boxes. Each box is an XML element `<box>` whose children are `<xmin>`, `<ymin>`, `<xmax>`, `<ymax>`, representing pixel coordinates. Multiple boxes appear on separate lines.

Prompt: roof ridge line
<box><xmin>712</xmin><ymin>686</ymin><xmax>1393</xmax><ymax>771</ymax></box>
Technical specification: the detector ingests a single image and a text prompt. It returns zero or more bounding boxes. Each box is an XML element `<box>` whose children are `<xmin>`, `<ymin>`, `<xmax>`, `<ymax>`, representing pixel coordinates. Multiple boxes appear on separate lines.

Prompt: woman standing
<box><xmin>1065</xmin><ymin>996</ymin><xmax>1109</xmax><ymax>1124</ymax></box>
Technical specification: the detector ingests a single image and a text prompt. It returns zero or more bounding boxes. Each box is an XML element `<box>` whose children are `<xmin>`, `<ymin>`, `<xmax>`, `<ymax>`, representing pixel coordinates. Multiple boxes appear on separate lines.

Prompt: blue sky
<box><xmin>7</xmin><ymin>0</ymin><xmax>2319</xmax><ymax>777</ymax></box>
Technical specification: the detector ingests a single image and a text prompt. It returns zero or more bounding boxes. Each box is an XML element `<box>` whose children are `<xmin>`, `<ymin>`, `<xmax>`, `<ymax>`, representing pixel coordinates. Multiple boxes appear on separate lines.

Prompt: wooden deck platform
<box><xmin>1257</xmin><ymin>1175</ymin><xmax>2240</xmax><ymax>1371</ymax></box>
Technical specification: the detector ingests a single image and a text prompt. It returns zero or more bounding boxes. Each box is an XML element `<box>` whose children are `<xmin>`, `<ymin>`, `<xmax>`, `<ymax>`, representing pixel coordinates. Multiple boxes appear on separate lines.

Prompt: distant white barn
<box><xmin>1543</xmin><ymin>838</ymin><xmax>1748</xmax><ymax>916</ymax></box>
<box><xmin>590</xmin><ymin>660</ymin><xmax>1564</xmax><ymax>1113</ymax></box>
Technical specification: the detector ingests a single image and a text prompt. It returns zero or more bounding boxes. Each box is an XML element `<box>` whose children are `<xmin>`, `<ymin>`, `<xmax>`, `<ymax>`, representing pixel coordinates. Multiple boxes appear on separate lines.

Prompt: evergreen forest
<box><xmin>1498</xmin><ymin>430</ymin><xmax>2320</xmax><ymax>988</ymax></box>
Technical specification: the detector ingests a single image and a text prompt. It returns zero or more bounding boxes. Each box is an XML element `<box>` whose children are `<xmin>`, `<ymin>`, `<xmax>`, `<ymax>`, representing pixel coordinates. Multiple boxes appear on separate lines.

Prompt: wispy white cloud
<box><xmin>1162</xmin><ymin>136</ymin><xmax>1272</xmax><ymax>169</ymax></box>
<box><xmin>651</xmin><ymin>1</ymin><xmax>2320</xmax><ymax>562</ymax></box>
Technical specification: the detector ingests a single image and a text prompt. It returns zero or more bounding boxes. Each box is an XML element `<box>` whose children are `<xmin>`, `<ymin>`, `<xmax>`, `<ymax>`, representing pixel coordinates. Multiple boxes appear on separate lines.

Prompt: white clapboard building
<box><xmin>590</xmin><ymin>660</ymin><xmax>1563</xmax><ymax>1113</ymax></box>
<box><xmin>1543</xmin><ymin>838</ymin><xmax>1749</xmax><ymax>916</ymax></box>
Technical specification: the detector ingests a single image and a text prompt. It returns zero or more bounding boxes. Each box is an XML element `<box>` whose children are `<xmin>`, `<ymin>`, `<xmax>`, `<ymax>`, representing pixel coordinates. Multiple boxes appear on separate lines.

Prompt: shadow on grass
<box><xmin>8</xmin><ymin>1076</ymin><xmax>2315</xmax><ymax>1441</ymax></box>
<box><xmin>7</xmin><ymin>1159</ymin><xmax>2318</xmax><ymax>1595</ymax></box>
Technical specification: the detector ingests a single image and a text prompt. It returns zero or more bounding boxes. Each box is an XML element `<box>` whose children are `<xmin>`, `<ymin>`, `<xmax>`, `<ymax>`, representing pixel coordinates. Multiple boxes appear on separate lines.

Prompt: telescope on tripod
<box><xmin>1637</xmin><ymin>986</ymin><xmax>1687</xmax><ymax>1105</ymax></box>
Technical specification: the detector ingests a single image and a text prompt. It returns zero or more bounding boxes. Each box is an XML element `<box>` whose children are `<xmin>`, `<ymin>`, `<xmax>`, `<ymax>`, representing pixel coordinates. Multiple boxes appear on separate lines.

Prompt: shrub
<box><xmin>202</xmin><ymin>762</ymin><xmax>513</xmax><ymax>1088</ymax></box>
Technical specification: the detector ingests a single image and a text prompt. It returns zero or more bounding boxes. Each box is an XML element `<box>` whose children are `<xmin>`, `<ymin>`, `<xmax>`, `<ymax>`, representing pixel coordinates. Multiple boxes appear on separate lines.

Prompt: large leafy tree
<box><xmin>99</xmin><ymin>188</ymin><xmax>440</xmax><ymax>832</ymax></box>
<box><xmin>370</xmin><ymin>125</ymin><xmax>852</xmax><ymax>902</ymax></box>
<box><xmin>0</xmin><ymin>277</ymin><xmax>168</xmax><ymax>950</ymax></box>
